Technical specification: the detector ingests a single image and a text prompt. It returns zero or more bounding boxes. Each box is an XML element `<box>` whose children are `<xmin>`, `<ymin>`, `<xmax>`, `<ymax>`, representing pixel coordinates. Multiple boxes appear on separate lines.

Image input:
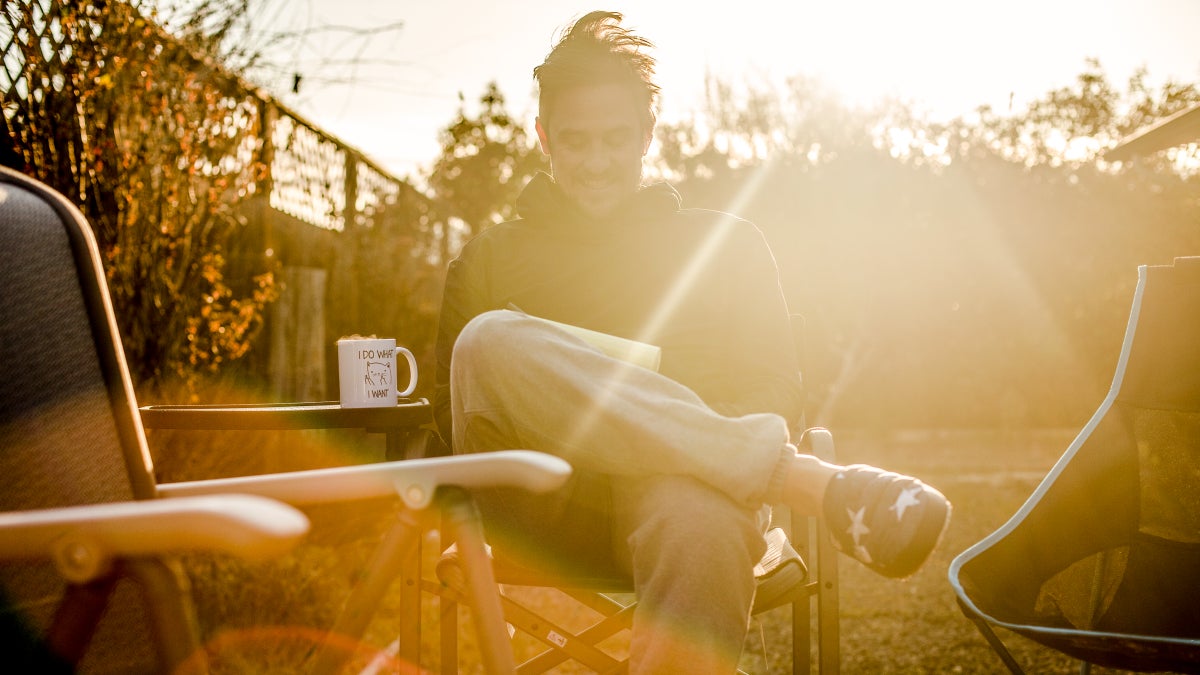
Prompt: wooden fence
<box><xmin>0</xmin><ymin>0</ymin><xmax>433</xmax><ymax>401</ymax></box>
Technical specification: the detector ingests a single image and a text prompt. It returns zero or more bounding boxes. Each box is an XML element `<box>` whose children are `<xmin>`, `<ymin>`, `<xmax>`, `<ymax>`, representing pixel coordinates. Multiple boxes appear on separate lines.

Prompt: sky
<box><xmin>246</xmin><ymin>0</ymin><xmax>1200</xmax><ymax>179</ymax></box>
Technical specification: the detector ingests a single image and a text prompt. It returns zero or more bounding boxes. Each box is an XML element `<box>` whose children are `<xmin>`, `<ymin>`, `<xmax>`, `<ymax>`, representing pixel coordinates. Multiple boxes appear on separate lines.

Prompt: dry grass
<box><xmin>147</xmin><ymin>427</ymin><xmax>1169</xmax><ymax>674</ymax></box>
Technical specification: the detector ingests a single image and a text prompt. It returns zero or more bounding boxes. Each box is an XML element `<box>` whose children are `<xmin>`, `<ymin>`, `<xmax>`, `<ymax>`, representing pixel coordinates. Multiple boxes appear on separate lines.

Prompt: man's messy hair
<box><xmin>533</xmin><ymin>11</ymin><xmax>660</xmax><ymax>131</ymax></box>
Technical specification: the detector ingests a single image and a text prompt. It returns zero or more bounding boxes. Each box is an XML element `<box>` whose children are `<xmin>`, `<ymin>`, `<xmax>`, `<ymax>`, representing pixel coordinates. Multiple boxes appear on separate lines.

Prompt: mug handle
<box><xmin>396</xmin><ymin>347</ymin><xmax>418</xmax><ymax>397</ymax></box>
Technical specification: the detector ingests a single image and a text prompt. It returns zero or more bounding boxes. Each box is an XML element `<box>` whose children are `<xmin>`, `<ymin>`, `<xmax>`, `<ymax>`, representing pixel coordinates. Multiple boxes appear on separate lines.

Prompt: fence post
<box><xmin>342</xmin><ymin>152</ymin><xmax>360</xmax><ymax>326</ymax></box>
<box><xmin>269</xmin><ymin>265</ymin><xmax>328</xmax><ymax>401</ymax></box>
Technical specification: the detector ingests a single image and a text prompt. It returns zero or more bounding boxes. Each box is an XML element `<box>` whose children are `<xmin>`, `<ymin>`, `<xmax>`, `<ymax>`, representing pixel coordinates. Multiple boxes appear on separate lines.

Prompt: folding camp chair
<box><xmin>0</xmin><ymin>165</ymin><xmax>570</xmax><ymax>673</ymax></box>
<box><xmin>950</xmin><ymin>256</ymin><xmax>1200</xmax><ymax>674</ymax></box>
<box><xmin>435</xmin><ymin>323</ymin><xmax>841</xmax><ymax>674</ymax></box>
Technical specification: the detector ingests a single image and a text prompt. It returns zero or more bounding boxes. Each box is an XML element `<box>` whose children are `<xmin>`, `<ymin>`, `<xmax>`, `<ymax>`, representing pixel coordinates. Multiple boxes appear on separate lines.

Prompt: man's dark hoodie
<box><xmin>433</xmin><ymin>173</ymin><xmax>803</xmax><ymax>447</ymax></box>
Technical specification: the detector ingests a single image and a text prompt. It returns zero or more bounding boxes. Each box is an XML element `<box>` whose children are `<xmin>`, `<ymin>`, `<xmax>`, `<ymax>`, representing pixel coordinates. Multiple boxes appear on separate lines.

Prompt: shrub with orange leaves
<box><xmin>2</xmin><ymin>1</ymin><xmax>278</xmax><ymax>394</ymax></box>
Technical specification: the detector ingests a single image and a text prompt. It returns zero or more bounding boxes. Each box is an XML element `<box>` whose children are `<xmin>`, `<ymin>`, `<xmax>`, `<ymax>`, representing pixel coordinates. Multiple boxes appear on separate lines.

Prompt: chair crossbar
<box><xmin>500</xmin><ymin>594</ymin><xmax>625</xmax><ymax>673</ymax></box>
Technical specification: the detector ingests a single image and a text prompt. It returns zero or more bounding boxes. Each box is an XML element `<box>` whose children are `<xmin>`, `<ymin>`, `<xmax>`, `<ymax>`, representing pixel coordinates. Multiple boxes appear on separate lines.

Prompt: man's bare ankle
<box><xmin>781</xmin><ymin>453</ymin><xmax>841</xmax><ymax>515</ymax></box>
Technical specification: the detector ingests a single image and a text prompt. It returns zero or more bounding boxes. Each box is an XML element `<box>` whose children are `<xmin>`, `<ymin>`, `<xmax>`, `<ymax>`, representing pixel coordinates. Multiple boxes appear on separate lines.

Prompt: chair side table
<box><xmin>139</xmin><ymin>399</ymin><xmax>435</xmax><ymax>461</ymax></box>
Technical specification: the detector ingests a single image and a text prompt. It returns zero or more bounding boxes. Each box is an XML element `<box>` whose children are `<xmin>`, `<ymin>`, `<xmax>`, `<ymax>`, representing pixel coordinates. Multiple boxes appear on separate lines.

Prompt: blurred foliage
<box><xmin>1</xmin><ymin>0</ymin><xmax>278</xmax><ymax>393</ymax></box>
<box><xmin>654</xmin><ymin>67</ymin><xmax>1200</xmax><ymax>429</ymax></box>
<box><xmin>3</xmin><ymin>0</ymin><xmax>1195</xmax><ymax>430</ymax></box>
<box><xmin>429</xmin><ymin>66</ymin><xmax>1199</xmax><ymax>430</ymax></box>
<box><xmin>935</xmin><ymin>59</ymin><xmax>1200</xmax><ymax>170</ymax></box>
<box><xmin>427</xmin><ymin>83</ymin><xmax>548</xmax><ymax>248</ymax></box>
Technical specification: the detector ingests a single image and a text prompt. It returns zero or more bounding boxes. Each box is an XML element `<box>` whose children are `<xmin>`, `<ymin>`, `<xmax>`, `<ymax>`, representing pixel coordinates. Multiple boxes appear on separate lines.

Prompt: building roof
<box><xmin>1105</xmin><ymin>103</ymin><xmax>1200</xmax><ymax>162</ymax></box>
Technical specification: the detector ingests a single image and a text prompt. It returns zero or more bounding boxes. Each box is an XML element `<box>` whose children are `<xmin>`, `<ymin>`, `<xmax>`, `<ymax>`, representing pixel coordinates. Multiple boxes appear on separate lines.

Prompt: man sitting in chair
<box><xmin>434</xmin><ymin>11</ymin><xmax>951</xmax><ymax>673</ymax></box>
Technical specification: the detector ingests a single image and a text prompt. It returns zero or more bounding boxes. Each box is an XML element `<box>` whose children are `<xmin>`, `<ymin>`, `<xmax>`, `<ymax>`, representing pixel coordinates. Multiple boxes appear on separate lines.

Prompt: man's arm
<box><xmin>707</xmin><ymin>223</ymin><xmax>805</xmax><ymax>423</ymax></box>
<box><xmin>433</xmin><ymin>255</ymin><xmax>485</xmax><ymax>449</ymax></box>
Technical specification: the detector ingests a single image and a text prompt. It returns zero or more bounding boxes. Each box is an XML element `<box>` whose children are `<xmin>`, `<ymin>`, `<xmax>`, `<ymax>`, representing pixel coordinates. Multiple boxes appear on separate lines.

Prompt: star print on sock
<box><xmin>855</xmin><ymin>544</ymin><xmax>873</xmax><ymax>564</ymax></box>
<box><xmin>842</xmin><ymin>506</ymin><xmax>874</xmax><ymax>563</ymax></box>
<box><xmin>890</xmin><ymin>486</ymin><xmax>923</xmax><ymax>521</ymax></box>
<box><xmin>846</xmin><ymin>506</ymin><xmax>870</xmax><ymax>545</ymax></box>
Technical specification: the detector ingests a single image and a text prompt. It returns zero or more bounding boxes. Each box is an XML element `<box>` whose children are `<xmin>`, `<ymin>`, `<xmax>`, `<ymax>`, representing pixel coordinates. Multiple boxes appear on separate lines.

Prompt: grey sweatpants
<box><xmin>449</xmin><ymin>309</ymin><xmax>794</xmax><ymax>674</ymax></box>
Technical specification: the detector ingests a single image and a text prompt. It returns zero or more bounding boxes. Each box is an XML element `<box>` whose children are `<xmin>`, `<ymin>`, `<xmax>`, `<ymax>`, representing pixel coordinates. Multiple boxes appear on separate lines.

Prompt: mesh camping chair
<box><xmin>0</xmin><ymin>165</ymin><xmax>570</xmax><ymax>674</ymax></box>
<box><xmin>949</xmin><ymin>257</ymin><xmax>1200</xmax><ymax>674</ymax></box>
<box><xmin>435</xmin><ymin>322</ymin><xmax>841</xmax><ymax>674</ymax></box>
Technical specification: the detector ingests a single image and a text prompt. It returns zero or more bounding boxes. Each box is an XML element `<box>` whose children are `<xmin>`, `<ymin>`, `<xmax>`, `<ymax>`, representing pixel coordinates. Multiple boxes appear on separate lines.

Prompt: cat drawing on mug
<box><xmin>364</xmin><ymin>360</ymin><xmax>393</xmax><ymax>387</ymax></box>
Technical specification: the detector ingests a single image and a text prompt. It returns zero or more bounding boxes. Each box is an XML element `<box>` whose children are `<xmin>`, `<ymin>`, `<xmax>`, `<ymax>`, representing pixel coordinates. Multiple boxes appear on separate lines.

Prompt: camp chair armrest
<box><xmin>158</xmin><ymin>450</ymin><xmax>572</xmax><ymax>510</ymax></box>
<box><xmin>796</xmin><ymin>427</ymin><xmax>836</xmax><ymax>462</ymax></box>
<box><xmin>0</xmin><ymin>495</ymin><xmax>309</xmax><ymax>583</ymax></box>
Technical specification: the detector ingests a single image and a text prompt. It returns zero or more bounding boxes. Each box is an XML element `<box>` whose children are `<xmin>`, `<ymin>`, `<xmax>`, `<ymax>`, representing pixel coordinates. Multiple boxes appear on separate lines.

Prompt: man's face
<box><xmin>537</xmin><ymin>82</ymin><xmax>652</xmax><ymax>219</ymax></box>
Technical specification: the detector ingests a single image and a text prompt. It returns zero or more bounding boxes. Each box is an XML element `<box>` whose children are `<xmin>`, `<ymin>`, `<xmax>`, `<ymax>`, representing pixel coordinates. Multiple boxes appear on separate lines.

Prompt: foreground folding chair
<box><xmin>0</xmin><ymin>165</ymin><xmax>569</xmax><ymax>673</ymax></box>
<box><xmin>436</xmin><ymin>408</ymin><xmax>841</xmax><ymax>673</ymax></box>
<box><xmin>950</xmin><ymin>257</ymin><xmax>1200</xmax><ymax>674</ymax></box>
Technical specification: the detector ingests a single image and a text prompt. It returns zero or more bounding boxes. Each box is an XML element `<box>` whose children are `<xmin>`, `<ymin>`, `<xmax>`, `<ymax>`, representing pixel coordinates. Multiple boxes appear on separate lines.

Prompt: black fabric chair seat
<box><xmin>950</xmin><ymin>257</ymin><xmax>1200</xmax><ymax>675</ymax></box>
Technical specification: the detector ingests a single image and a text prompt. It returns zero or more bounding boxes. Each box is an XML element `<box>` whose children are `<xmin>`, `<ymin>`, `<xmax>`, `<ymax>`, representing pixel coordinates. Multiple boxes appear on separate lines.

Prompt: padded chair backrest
<box><xmin>0</xmin><ymin>167</ymin><xmax>160</xmax><ymax>671</ymax></box>
<box><xmin>0</xmin><ymin>167</ymin><xmax>155</xmax><ymax>509</ymax></box>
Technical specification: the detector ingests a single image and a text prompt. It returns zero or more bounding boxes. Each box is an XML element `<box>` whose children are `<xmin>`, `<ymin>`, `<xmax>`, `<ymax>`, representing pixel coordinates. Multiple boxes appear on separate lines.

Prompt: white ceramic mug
<box><xmin>337</xmin><ymin>337</ymin><xmax>418</xmax><ymax>408</ymax></box>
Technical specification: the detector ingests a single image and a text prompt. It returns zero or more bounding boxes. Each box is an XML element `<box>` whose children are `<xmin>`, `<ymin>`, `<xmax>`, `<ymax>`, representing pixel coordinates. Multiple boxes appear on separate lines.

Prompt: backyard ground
<box><xmin>150</xmin><ymin>426</ymin><xmax>1166</xmax><ymax>673</ymax></box>
<box><xmin>801</xmin><ymin>428</ymin><xmax>1090</xmax><ymax>674</ymax></box>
